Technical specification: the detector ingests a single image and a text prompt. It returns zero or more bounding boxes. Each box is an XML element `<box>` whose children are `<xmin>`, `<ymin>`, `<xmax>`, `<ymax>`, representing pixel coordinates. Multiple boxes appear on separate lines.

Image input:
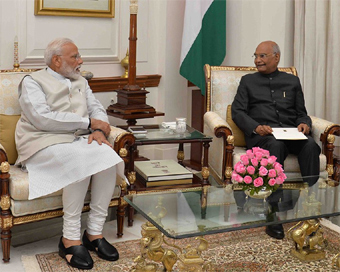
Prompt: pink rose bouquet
<box><xmin>232</xmin><ymin>147</ymin><xmax>286</xmax><ymax>195</ymax></box>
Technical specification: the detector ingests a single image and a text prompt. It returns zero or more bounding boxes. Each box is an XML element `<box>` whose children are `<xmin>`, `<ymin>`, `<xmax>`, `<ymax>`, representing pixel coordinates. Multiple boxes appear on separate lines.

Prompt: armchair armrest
<box><xmin>310</xmin><ymin>116</ymin><xmax>337</xmax><ymax>145</ymax></box>
<box><xmin>204</xmin><ymin>111</ymin><xmax>234</xmax><ymax>184</ymax></box>
<box><xmin>311</xmin><ymin>116</ymin><xmax>340</xmax><ymax>178</ymax></box>
<box><xmin>204</xmin><ymin>111</ymin><xmax>233</xmax><ymax>139</ymax></box>
<box><xmin>108</xmin><ymin>126</ymin><xmax>135</xmax><ymax>159</ymax></box>
<box><xmin>0</xmin><ymin>143</ymin><xmax>7</xmax><ymax>160</ymax></box>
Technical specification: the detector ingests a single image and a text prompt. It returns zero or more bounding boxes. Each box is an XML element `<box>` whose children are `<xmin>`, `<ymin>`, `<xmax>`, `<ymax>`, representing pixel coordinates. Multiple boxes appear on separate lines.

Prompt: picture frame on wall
<box><xmin>34</xmin><ymin>0</ymin><xmax>115</xmax><ymax>18</ymax></box>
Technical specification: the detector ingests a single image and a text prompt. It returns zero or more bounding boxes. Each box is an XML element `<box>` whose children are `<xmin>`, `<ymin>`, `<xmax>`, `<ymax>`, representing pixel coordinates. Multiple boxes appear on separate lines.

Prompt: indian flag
<box><xmin>180</xmin><ymin>0</ymin><xmax>226</xmax><ymax>95</ymax></box>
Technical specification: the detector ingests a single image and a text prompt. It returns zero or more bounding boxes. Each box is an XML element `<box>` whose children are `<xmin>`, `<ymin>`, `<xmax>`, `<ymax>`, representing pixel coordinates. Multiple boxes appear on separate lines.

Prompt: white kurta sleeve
<box><xmin>84</xmin><ymin>81</ymin><xmax>109</xmax><ymax>123</ymax></box>
<box><xmin>19</xmin><ymin>76</ymin><xmax>90</xmax><ymax>131</ymax></box>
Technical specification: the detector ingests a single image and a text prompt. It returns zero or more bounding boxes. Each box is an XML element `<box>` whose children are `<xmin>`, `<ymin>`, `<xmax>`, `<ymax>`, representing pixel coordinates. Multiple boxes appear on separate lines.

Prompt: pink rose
<box><xmin>268</xmin><ymin>169</ymin><xmax>277</xmax><ymax>178</ymax></box>
<box><xmin>251</xmin><ymin>158</ymin><xmax>259</xmax><ymax>167</ymax></box>
<box><xmin>234</xmin><ymin>162</ymin><xmax>246</xmax><ymax>174</ymax></box>
<box><xmin>276</xmin><ymin>176</ymin><xmax>284</xmax><ymax>184</ymax></box>
<box><xmin>240</xmin><ymin>154</ymin><xmax>249</xmax><ymax>165</ymax></box>
<box><xmin>259</xmin><ymin>166</ymin><xmax>268</xmax><ymax>176</ymax></box>
<box><xmin>252</xmin><ymin>147</ymin><xmax>262</xmax><ymax>153</ymax></box>
<box><xmin>268</xmin><ymin>178</ymin><xmax>276</xmax><ymax>186</ymax></box>
<box><xmin>260</xmin><ymin>159</ymin><xmax>268</xmax><ymax>166</ymax></box>
<box><xmin>262</xmin><ymin>149</ymin><xmax>270</xmax><ymax>157</ymax></box>
<box><xmin>232</xmin><ymin>172</ymin><xmax>243</xmax><ymax>183</ymax></box>
<box><xmin>279</xmin><ymin>173</ymin><xmax>287</xmax><ymax>181</ymax></box>
<box><xmin>268</xmin><ymin>155</ymin><xmax>277</xmax><ymax>164</ymax></box>
<box><xmin>274</xmin><ymin>162</ymin><xmax>284</xmax><ymax>174</ymax></box>
<box><xmin>246</xmin><ymin>166</ymin><xmax>255</xmax><ymax>175</ymax></box>
<box><xmin>254</xmin><ymin>177</ymin><xmax>264</xmax><ymax>187</ymax></box>
<box><xmin>246</xmin><ymin>149</ymin><xmax>254</xmax><ymax>159</ymax></box>
<box><xmin>243</xmin><ymin>175</ymin><xmax>253</xmax><ymax>184</ymax></box>
<box><xmin>255</xmin><ymin>151</ymin><xmax>263</xmax><ymax>160</ymax></box>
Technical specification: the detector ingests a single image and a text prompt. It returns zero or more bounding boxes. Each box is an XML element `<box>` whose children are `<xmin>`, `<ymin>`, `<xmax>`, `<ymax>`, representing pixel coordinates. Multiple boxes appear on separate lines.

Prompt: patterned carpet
<box><xmin>25</xmin><ymin>222</ymin><xmax>340</xmax><ymax>272</ymax></box>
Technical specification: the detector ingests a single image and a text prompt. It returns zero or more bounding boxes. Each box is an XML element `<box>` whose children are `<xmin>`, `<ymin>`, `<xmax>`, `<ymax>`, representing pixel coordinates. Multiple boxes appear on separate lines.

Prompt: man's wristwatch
<box><xmin>93</xmin><ymin>129</ymin><xmax>107</xmax><ymax>138</ymax></box>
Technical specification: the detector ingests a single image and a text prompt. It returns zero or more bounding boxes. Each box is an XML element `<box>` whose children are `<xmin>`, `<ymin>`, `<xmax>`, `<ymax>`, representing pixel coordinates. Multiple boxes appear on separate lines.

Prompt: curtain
<box><xmin>294</xmin><ymin>0</ymin><xmax>340</xmax><ymax>124</ymax></box>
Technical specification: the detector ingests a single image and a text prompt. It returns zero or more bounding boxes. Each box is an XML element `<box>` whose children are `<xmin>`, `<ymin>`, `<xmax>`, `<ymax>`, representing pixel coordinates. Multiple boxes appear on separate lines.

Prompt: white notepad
<box><xmin>272</xmin><ymin>127</ymin><xmax>308</xmax><ymax>140</ymax></box>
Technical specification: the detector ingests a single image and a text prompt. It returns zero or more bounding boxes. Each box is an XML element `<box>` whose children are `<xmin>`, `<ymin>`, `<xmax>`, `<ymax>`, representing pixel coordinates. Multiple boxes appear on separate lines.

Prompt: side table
<box><xmin>121</xmin><ymin>125</ymin><xmax>213</xmax><ymax>235</ymax></box>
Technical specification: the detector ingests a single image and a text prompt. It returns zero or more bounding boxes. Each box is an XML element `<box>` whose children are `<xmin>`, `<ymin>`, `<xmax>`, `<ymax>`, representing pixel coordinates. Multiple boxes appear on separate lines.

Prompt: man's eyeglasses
<box><xmin>252</xmin><ymin>53</ymin><xmax>277</xmax><ymax>60</ymax></box>
<box><xmin>58</xmin><ymin>54</ymin><xmax>82</xmax><ymax>60</ymax></box>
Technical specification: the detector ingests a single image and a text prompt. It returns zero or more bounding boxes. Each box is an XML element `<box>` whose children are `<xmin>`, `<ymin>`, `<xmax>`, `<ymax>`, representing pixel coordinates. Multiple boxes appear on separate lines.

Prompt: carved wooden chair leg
<box><xmin>128</xmin><ymin>205</ymin><xmax>135</xmax><ymax>227</ymax></box>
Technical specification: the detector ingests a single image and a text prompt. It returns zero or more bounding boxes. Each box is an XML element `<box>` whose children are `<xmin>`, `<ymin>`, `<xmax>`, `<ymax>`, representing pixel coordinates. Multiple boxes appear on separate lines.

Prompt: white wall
<box><xmin>224</xmin><ymin>0</ymin><xmax>294</xmax><ymax>67</ymax></box>
<box><xmin>0</xmin><ymin>0</ymin><xmax>295</xmax><ymax>159</ymax></box>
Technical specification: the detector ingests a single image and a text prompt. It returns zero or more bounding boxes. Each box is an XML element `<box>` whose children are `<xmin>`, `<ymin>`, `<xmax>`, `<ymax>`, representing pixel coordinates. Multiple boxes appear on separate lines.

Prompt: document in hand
<box><xmin>271</xmin><ymin>127</ymin><xmax>308</xmax><ymax>140</ymax></box>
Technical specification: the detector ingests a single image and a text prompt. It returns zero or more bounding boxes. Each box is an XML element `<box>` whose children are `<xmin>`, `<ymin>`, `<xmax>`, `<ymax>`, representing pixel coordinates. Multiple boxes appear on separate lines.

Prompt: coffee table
<box><xmin>124</xmin><ymin>176</ymin><xmax>340</xmax><ymax>271</ymax></box>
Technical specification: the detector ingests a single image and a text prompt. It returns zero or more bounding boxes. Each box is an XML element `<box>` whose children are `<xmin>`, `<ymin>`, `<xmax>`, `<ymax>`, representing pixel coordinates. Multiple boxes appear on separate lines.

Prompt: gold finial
<box><xmin>120</xmin><ymin>49</ymin><xmax>129</xmax><ymax>78</ymax></box>
<box><xmin>13</xmin><ymin>36</ymin><xmax>20</xmax><ymax>71</ymax></box>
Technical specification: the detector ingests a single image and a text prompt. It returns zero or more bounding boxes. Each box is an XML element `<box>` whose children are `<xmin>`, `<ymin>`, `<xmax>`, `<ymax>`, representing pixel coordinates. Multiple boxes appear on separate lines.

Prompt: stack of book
<box><xmin>134</xmin><ymin>160</ymin><xmax>193</xmax><ymax>187</ymax></box>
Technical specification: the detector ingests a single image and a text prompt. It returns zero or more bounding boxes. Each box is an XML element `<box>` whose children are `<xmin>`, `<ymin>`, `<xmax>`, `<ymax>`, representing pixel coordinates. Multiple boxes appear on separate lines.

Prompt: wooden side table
<box><xmin>121</xmin><ymin>125</ymin><xmax>213</xmax><ymax>234</ymax></box>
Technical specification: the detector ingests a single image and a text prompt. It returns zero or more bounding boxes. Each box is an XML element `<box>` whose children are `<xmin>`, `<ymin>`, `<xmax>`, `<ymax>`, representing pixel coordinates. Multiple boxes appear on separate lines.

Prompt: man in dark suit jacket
<box><xmin>231</xmin><ymin>40</ymin><xmax>321</xmax><ymax>239</ymax></box>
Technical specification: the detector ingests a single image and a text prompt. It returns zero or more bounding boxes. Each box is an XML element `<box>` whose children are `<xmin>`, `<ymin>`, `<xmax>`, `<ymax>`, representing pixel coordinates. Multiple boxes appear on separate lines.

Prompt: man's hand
<box><xmin>88</xmin><ymin>130</ymin><xmax>113</xmax><ymax>148</ymax></box>
<box><xmin>255</xmin><ymin>125</ymin><xmax>273</xmax><ymax>136</ymax></box>
<box><xmin>297</xmin><ymin>123</ymin><xmax>310</xmax><ymax>135</ymax></box>
<box><xmin>90</xmin><ymin>118</ymin><xmax>111</xmax><ymax>137</ymax></box>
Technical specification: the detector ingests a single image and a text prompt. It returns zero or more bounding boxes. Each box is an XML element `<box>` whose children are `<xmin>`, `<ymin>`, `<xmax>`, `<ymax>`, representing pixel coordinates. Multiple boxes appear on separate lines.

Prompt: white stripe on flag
<box><xmin>180</xmin><ymin>0</ymin><xmax>214</xmax><ymax>64</ymax></box>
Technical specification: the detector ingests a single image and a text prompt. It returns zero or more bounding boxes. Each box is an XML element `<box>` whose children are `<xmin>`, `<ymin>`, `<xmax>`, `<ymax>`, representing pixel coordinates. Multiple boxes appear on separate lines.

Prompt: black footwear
<box><xmin>265</xmin><ymin>224</ymin><xmax>285</xmax><ymax>239</ymax></box>
<box><xmin>58</xmin><ymin>237</ymin><xmax>93</xmax><ymax>270</ymax></box>
<box><xmin>82</xmin><ymin>231</ymin><xmax>119</xmax><ymax>261</ymax></box>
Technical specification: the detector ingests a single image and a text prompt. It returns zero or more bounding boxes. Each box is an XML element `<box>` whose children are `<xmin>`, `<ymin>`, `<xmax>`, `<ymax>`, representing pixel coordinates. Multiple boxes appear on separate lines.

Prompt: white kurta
<box><xmin>18</xmin><ymin>68</ymin><xmax>124</xmax><ymax>200</ymax></box>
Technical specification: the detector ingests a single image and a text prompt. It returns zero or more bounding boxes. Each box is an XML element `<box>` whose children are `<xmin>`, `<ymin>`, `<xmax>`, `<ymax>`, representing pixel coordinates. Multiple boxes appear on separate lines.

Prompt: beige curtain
<box><xmin>294</xmin><ymin>0</ymin><xmax>340</xmax><ymax>125</ymax></box>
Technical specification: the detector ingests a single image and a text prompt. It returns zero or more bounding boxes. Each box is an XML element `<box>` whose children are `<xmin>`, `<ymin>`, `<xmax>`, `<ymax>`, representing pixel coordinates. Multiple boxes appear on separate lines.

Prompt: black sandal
<box><xmin>82</xmin><ymin>231</ymin><xmax>119</xmax><ymax>261</ymax></box>
<box><xmin>58</xmin><ymin>237</ymin><xmax>94</xmax><ymax>270</ymax></box>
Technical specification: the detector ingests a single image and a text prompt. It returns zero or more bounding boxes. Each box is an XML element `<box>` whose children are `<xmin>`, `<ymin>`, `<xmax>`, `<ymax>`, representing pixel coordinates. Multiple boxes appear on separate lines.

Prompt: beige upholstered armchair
<box><xmin>203</xmin><ymin>65</ymin><xmax>340</xmax><ymax>184</ymax></box>
<box><xmin>0</xmin><ymin>68</ymin><xmax>135</xmax><ymax>262</ymax></box>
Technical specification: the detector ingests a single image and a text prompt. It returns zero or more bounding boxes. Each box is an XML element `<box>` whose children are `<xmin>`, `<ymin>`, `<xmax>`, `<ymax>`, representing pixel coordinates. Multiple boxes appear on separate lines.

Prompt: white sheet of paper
<box><xmin>271</xmin><ymin>127</ymin><xmax>308</xmax><ymax>140</ymax></box>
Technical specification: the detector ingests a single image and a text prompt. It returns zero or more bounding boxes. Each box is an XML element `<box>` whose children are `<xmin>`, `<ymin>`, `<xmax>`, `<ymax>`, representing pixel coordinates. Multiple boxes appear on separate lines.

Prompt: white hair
<box><xmin>44</xmin><ymin>38</ymin><xmax>74</xmax><ymax>66</ymax></box>
<box><xmin>272</xmin><ymin>43</ymin><xmax>281</xmax><ymax>55</ymax></box>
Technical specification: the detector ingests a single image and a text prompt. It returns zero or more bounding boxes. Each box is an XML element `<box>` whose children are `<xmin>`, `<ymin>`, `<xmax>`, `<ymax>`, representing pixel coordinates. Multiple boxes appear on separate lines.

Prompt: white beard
<box><xmin>60</xmin><ymin>61</ymin><xmax>81</xmax><ymax>80</ymax></box>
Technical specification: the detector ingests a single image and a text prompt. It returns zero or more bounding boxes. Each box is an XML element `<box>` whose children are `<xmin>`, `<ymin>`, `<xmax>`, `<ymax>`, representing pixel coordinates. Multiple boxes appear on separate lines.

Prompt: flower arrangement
<box><xmin>232</xmin><ymin>147</ymin><xmax>286</xmax><ymax>196</ymax></box>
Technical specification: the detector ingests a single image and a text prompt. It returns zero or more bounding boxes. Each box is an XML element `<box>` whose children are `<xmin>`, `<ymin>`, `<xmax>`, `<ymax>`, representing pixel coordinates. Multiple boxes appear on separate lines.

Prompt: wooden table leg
<box><xmin>201</xmin><ymin>142</ymin><xmax>210</xmax><ymax>185</ymax></box>
<box><xmin>178</xmin><ymin>143</ymin><xmax>184</xmax><ymax>166</ymax></box>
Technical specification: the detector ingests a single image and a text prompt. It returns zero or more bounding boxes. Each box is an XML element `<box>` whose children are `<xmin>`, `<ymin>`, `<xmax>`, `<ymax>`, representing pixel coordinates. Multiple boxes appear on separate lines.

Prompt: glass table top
<box><xmin>124</xmin><ymin>176</ymin><xmax>340</xmax><ymax>239</ymax></box>
<box><xmin>129</xmin><ymin>125</ymin><xmax>212</xmax><ymax>143</ymax></box>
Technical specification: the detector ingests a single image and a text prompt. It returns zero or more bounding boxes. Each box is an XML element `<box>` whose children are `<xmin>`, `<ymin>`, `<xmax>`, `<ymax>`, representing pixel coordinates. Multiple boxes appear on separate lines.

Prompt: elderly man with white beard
<box><xmin>15</xmin><ymin>38</ymin><xmax>124</xmax><ymax>270</ymax></box>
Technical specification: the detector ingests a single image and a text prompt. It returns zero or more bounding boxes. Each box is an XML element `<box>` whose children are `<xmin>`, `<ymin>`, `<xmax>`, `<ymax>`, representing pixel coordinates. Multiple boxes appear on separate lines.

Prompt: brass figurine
<box><xmin>288</xmin><ymin>219</ymin><xmax>327</xmax><ymax>261</ymax></box>
<box><xmin>178</xmin><ymin>237</ymin><xmax>212</xmax><ymax>272</ymax></box>
<box><xmin>131</xmin><ymin>196</ymin><xmax>213</xmax><ymax>271</ymax></box>
<box><xmin>131</xmin><ymin>255</ymin><xmax>158</xmax><ymax>272</ymax></box>
<box><xmin>332</xmin><ymin>253</ymin><xmax>340</xmax><ymax>269</ymax></box>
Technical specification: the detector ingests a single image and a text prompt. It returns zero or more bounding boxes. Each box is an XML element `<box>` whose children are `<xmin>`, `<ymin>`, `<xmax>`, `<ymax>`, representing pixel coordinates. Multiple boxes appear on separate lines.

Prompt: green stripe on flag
<box><xmin>180</xmin><ymin>0</ymin><xmax>226</xmax><ymax>95</ymax></box>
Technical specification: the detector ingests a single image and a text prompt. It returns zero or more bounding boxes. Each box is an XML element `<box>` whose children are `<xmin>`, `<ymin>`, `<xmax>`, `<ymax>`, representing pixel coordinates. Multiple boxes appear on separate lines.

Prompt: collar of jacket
<box><xmin>259</xmin><ymin>69</ymin><xmax>280</xmax><ymax>78</ymax></box>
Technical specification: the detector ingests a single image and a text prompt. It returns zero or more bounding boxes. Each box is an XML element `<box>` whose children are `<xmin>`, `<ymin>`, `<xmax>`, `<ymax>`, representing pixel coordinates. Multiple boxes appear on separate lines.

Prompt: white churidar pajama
<box><xmin>62</xmin><ymin>165</ymin><xmax>117</xmax><ymax>240</ymax></box>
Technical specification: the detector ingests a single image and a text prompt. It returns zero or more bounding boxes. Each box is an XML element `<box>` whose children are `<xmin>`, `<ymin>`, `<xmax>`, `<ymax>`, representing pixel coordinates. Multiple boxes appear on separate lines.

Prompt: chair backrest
<box><xmin>0</xmin><ymin>68</ymin><xmax>36</xmax><ymax>164</ymax></box>
<box><xmin>204</xmin><ymin>65</ymin><xmax>297</xmax><ymax>119</ymax></box>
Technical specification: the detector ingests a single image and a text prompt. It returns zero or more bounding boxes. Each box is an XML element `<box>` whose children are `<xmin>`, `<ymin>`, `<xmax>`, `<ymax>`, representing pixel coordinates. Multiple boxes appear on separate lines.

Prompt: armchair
<box><xmin>203</xmin><ymin>65</ymin><xmax>340</xmax><ymax>184</ymax></box>
<box><xmin>0</xmin><ymin>68</ymin><xmax>135</xmax><ymax>262</ymax></box>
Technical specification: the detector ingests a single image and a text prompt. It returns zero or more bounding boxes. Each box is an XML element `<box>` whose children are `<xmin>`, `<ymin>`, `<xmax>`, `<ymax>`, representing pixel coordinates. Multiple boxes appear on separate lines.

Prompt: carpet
<box><xmin>22</xmin><ymin>220</ymin><xmax>340</xmax><ymax>272</ymax></box>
